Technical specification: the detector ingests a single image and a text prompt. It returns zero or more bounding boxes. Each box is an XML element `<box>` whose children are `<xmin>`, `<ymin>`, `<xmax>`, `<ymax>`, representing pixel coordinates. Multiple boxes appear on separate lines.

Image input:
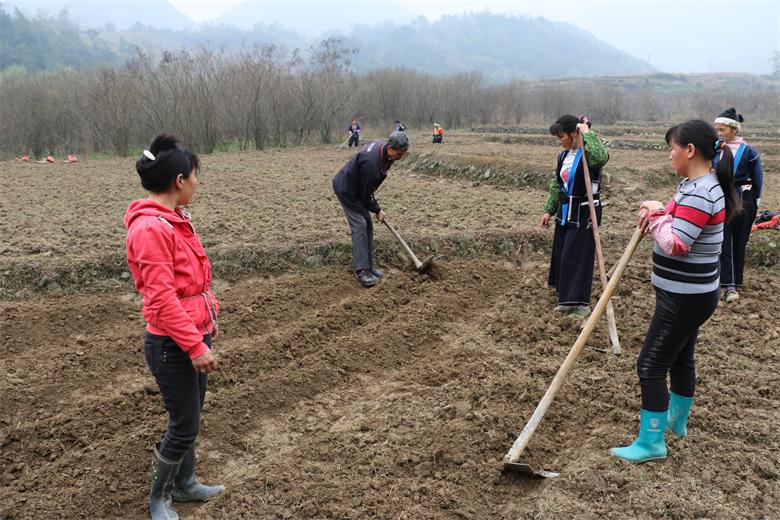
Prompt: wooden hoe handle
<box><xmin>504</xmin><ymin>227</ymin><xmax>644</xmax><ymax>464</ymax></box>
<box><xmin>383</xmin><ymin>217</ymin><xmax>422</xmax><ymax>267</ymax></box>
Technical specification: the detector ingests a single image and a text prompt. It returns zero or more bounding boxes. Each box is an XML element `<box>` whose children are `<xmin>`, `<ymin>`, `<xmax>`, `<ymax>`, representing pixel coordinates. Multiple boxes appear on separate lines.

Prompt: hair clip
<box><xmin>143</xmin><ymin>150</ymin><xmax>156</xmax><ymax>160</ymax></box>
<box><xmin>713</xmin><ymin>138</ymin><xmax>724</xmax><ymax>152</ymax></box>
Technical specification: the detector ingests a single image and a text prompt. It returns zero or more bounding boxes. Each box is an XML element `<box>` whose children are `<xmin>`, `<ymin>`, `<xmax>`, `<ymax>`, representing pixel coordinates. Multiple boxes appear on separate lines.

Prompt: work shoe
<box><xmin>667</xmin><ymin>391</ymin><xmax>694</xmax><ymax>438</ymax></box>
<box><xmin>569</xmin><ymin>306</ymin><xmax>591</xmax><ymax>318</ymax></box>
<box><xmin>356</xmin><ymin>270</ymin><xmax>378</xmax><ymax>287</ymax></box>
<box><xmin>369</xmin><ymin>268</ymin><xmax>385</xmax><ymax>279</ymax></box>
<box><xmin>150</xmin><ymin>444</ymin><xmax>183</xmax><ymax>520</ymax></box>
<box><xmin>610</xmin><ymin>409</ymin><xmax>668</xmax><ymax>463</ymax></box>
<box><xmin>553</xmin><ymin>304</ymin><xmax>574</xmax><ymax>312</ymax></box>
<box><xmin>724</xmin><ymin>289</ymin><xmax>739</xmax><ymax>303</ymax></box>
<box><xmin>172</xmin><ymin>445</ymin><xmax>225</xmax><ymax>502</ymax></box>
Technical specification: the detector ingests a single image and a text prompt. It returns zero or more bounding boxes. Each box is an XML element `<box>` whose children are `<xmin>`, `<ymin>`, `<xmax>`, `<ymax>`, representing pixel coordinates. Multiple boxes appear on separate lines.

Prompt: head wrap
<box><xmin>714</xmin><ymin>108</ymin><xmax>744</xmax><ymax>132</ymax></box>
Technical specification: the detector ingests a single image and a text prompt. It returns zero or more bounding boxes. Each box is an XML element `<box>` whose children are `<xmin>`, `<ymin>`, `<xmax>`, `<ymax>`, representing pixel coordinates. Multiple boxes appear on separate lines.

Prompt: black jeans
<box><xmin>637</xmin><ymin>288</ymin><xmax>719</xmax><ymax>412</ymax></box>
<box><xmin>144</xmin><ymin>332</ymin><xmax>210</xmax><ymax>461</ymax></box>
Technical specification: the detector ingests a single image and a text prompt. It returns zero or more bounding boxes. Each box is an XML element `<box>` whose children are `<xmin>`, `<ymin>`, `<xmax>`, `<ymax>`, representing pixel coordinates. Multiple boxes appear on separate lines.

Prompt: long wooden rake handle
<box><xmin>579</xmin><ymin>132</ymin><xmax>621</xmax><ymax>354</ymax></box>
<box><xmin>504</xmin><ymin>227</ymin><xmax>644</xmax><ymax>465</ymax></box>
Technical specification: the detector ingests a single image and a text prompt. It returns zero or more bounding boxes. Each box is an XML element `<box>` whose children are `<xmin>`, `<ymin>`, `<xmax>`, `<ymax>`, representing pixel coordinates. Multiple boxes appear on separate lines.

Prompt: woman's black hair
<box><xmin>147</xmin><ymin>133</ymin><xmax>179</xmax><ymax>156</ymax></box>
<box><xmin>717</xmin><ymin>107</ymin><xmax>744</xmax><ymax>123</ymax></box>
<box><xmin>549</xmin><ymin>114</ymin><xmax>580</xmax><ymax>136</ymax></box>
<box><xmin>665</xmin><ymin>120</ymin><xmax>742</xmax><ymax>222</ymax></box>
<box><xmin>186</xmin><ymin>150</ymin><xmax>199</xmax><ymax>174</ymax></box>
<box><xmin>135</xmin><ymin>133</ymin><xmax>196</xmax><ymax>193</ymax></box>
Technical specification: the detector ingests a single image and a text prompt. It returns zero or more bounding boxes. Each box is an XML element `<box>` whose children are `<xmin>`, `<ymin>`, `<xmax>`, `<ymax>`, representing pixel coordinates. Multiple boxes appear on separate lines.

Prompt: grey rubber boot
<box><xmin>172</xmin><ymin>445</ymin><xmax>225</xmax><ymax>502</ymax></box>
<box><xmin>150</xmin><ymin>445</ymin><xmax>182</xmax><ymax>520</ymax></box>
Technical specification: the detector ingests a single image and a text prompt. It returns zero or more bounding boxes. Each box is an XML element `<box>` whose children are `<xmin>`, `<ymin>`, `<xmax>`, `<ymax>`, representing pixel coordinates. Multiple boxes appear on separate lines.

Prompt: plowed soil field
<box><xmin>1</xmin><ymin>124</ymin><xmax>778</xmax><ymax>519</ymax></box>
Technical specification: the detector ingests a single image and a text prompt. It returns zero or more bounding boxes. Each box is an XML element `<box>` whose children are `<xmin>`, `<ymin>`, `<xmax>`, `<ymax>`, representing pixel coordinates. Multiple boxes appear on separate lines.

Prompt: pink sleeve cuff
<box><xmin>647</xmin><ymin>208</ymin><xmax>667</xmax><ymax>221</ymax></box>
<box><xmin>187</xmin><ymin>342</ymin><xmax>208</xmax><ymax>361</ymax></box>
<box><xmin>648</xmin><ymin>212</ymin><xmax>690</xmax><ymax>256</ymax></box>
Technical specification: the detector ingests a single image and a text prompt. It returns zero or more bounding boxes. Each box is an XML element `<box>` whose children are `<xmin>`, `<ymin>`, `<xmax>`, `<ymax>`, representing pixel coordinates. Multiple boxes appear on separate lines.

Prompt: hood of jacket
<box><xmin>124</xmin><ymin>199</ymin><xmax>189</xmax><ymax>229</ymax></box>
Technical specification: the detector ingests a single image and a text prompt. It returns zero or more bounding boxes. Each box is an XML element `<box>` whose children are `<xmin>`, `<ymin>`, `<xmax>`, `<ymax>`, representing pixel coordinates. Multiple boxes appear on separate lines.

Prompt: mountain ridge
<box><xmin>1</xmin><ymin>6</ymin><xmax>654</xmax><ymax>78</ymax></box>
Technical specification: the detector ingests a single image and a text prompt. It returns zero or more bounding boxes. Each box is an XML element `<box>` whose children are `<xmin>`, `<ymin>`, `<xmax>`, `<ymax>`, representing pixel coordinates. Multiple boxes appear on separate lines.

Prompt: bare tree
<box><xmin>88</xmin><ymin>68</ymin><xmax>137</xmax><ymax>155</ymax></box>
<box><xmin>2</xmin><ymin>43</ymin><xmax>779</xmax><ymax>159</ymax></box>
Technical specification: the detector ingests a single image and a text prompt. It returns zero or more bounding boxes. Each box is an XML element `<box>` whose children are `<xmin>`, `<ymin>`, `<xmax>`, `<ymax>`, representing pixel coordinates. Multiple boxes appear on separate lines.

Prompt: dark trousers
<box><xmin>637</xmin><ymin>288</ymin><xmax>718</xmax><ymax>412</ymax></box>
<box><xmin>334</xmin><ymin>188</ymin><xmax>374</xmax><ymax>272</ymax></box>
<box><xmin>547</xmin><ymin>204</ymin><xmax>601</xmax><ymax>306</ymax></box>
<box><xmin>144</xmin><ymin>332</ymin><xmax>210</xmax><ymax>461</ymax></box>
<box><xmin>348</xmin><ymin>134</ymin><xmax>360</xmax><ymax>148</ymax></box>
<box><xmin>720</xmin><ymin>191</ymin><xmax>757</xmax><ymax>288</ymax></box>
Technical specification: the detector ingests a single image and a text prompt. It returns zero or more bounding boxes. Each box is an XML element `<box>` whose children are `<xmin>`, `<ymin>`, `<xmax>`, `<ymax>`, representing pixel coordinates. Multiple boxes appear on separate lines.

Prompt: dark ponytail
<box><xmin>713</xmin><ymin>144</ymin><xmax>742</xmax><ymax>223</ymax></box>
<box><xmin>665</xmin><ymin>120</ymin><xmax>742</xmax><ymax>222</ymax></box>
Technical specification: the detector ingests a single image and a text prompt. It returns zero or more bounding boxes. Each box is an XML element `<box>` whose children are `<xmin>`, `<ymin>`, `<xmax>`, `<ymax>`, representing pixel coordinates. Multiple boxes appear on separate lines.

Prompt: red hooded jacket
<box><xmin>124</xmin><ymin>200</ymin><xmax>219</xmax><ymax>360</ymax></box>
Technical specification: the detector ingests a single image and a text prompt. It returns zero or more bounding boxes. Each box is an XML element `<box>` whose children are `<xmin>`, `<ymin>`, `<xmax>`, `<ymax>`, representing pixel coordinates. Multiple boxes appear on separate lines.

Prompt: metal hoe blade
<box><xmin>415</xmin><ymin>255</ymin><xmax>435</xmax><ymax>274</ymax></box>
<box><xmin>503</xmin><ymin>460</ymin><xmax>560</xmax><ymax>478</ymax></box>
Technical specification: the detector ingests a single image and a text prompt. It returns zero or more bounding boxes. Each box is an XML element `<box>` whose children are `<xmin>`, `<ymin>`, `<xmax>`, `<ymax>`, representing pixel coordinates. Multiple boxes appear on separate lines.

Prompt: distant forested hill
<box><xmin>336</xmin><ymin>13</ymin><xmax>654</xmax><ymax>79</ymax></box>
<box><xmin>0</xmin><ymin>6</ymin><xmax>655</xmax><ymax>79</ymax></box>
<box><xmin>0</xmin><ymin>7</ymin><xmax>118</xmax><ymax>71</ymax></box>
<box><xmin>3</xmin><ymin>0</ymin><xmax>193</xmax><ymax>30</ymax></box>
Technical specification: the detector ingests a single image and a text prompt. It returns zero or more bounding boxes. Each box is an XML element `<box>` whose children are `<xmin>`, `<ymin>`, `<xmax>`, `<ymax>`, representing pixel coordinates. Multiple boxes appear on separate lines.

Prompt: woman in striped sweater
<box><xmin>610</xmin><ymin>120</ymin><xmax>741</xmax><ymax>463</ymax></box>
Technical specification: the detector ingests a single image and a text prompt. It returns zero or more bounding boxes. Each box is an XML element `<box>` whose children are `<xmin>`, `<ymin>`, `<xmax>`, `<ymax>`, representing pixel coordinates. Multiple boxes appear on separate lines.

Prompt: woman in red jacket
<box><xmin>125</xmin><ymin>134</ymin><xmax>224</xmax><ymax>520</ymax></box>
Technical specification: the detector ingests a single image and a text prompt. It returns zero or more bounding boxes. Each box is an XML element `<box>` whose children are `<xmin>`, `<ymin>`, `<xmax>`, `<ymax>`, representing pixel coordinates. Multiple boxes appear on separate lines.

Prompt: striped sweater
<box><xmin>647</xmin><ymin>173</ymin><xmax>725</xmax><ymax>294</ymax></box>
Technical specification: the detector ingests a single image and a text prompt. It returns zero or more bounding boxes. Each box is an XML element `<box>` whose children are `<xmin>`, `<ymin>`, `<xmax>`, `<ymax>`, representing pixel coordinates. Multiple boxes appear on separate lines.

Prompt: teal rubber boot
<box><xmin>610</xmin><ymin>409</ymin><xmax>668</xmax><ymax>463</ymax></box>
<box><xmin>667</xmin><ymin>391</ymin><xmax>694</xmax><ymax>438</ymax></box>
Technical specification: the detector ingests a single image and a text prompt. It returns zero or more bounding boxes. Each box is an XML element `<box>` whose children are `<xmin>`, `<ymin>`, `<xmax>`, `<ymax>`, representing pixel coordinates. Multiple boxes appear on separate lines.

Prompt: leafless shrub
<box><xmin>1</xmin><ymin>43</ymin><xmax>777</xmax><ymax>158</ymax></box>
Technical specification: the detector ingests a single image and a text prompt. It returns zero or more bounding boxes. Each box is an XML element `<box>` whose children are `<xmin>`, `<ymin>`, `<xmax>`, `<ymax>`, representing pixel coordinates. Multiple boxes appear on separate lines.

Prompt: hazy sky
<box><xmin>167</xmin><ymin>0</ymin><xmax>244</xmax><ymax>21</ymax></box>
<box><xmin>160</xmin><ymin>1</ymin><xmax>780</xmax><ymax>74</ymax></box>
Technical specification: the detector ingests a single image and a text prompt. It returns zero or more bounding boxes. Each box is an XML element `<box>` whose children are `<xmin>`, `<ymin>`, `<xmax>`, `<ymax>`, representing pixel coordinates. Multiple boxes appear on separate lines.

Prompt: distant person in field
<box><xmin>333</xmin><ymin>131</ymin><xmax>410</xmax><ymax>287</ymax></box>
<box><xmin>611</xmin><ymin>120</ymin><xmax>741</xmax><ymax>464</ymax></box>
<box><xmin>125</xmin><ymin>134</ymin><xmax>224</xmax><ymax>520</ymax></box>
<box><xmin>713</xmin><ymin>108</ymin><xmax>763</xmax><ymax>303</ymax></box>
<box><xmin>395</xmin><ymin>120</ymin><xmax>406</xmax><ymax>133</ymax></box>
<box><xmin>541</xmin><ymin>115</ymin><xmax>609</xmax><ymax>317</ymax></box>
<box><xmin>347</xmin><ymin>119</ymin><xmax>362</xmax><ymax>148</ymax></box>
<box><xmin>432</xmin><ymin>123</ymin><xmax>444</xmax><ymax>143</ymax></box>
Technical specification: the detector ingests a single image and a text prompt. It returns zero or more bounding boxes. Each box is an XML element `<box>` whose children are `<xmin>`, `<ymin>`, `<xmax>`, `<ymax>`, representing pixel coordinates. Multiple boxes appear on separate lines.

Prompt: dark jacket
<box><xmin>333</xmin><ymin>141</ymin><xmax>394</xmax><ymax>213</ymax></box>
<box><xmin>553</xmin><ymin>149</ymin><xmax>603</xmax><ymax>227</ymax></box>
<box><xmin>712</xmin><ymin>142</ymin><xmax>763</xmax><ymax>201</ymax></box>
<box><xmin>555</xmin><ymin>149</ymin><xmax>602</xmax><ymax>198</ymax></box>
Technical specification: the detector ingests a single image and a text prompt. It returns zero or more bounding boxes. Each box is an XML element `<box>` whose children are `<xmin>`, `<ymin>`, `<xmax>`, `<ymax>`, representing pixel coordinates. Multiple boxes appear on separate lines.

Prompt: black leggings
<box><xmin>637</xmin><ymin>287</ymin><xmax>718</xmax><ymax>412</ymax></box>
<box><xmin>144</xmin><ymin>332</ymin><xmax>210</xmax><ymax>460</ymax></box>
